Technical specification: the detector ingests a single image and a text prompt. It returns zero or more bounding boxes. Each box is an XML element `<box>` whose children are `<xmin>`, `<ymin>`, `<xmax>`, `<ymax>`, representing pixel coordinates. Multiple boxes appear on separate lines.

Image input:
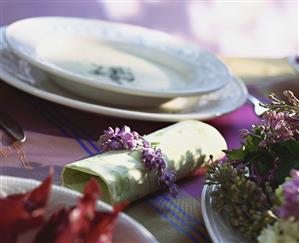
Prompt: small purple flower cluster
<box><xmin>278</xmin><ymin>170</ymin><xmax>299</xmax><ymax>220</ymax></box>
<box><xmin>141</xmin><ymin>142</ymin><xmax>165</xmax><ymax>171</ymax></box>
<box><xmin>241</xmin><ymin>110</ymin><xmax>299</xmax><ymax>147</ymax></box>
<box><xmin>158</xmin><ymin>169</ymin><xmax>178</xmax><ymax>196</ymax></box>
<box><xmin>99</xmin><ymin>126</ymin><xmax>178</xmax><ymax>196</ymax></box>
<box><xmin>141</xmin><ymin>141</ymin><xmax>178</xmax><ymax>196</ymax></box>
<box><xmin>99</xmin><ymin>126</ymin><xmax>141</xmax><ymax>151</ymax></box>
<box><xmin>283</xmin><ymin>90</ymin><xmax>299</xmax><ymax>108</ymax></box>
<box><xmin>259</xmin><ymin>111</ymin><xmax>299</xmax><ymax>146</ymax></box>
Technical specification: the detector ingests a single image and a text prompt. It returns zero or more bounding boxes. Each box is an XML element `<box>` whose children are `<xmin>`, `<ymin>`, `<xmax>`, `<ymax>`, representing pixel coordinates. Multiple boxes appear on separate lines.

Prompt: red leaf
<box><xmin>78</xmin><ymin>177</ymin><xmax>101</xmax><ymax>220</ymax></box>
<box><xmin>86</xmin><ymin>211</ymin><xmax>119</xmax><ymax>243</ymax></box>
<box><xmin>34</xmin><ymin>178</ymin><xmax>124</xmax><ymax>243</ymax></box>
<box><xmin>33</xmin><ymin>207</ymin><xmax>72</xmax><ymax>243</ymax></box>
<box><xmin>86</xmin><ymin>202</ymin><xmax>127</xmax><ymax>243</ymax></box>
<box><xmin>83</xmin><ymin>177</ymin><xmax>101</xmax><ymax>200</ymax></box>
<box><xmin>0</xmin><ymin>230</ymin><xmax>17</xmax><ymax>243</ymax></box>
<box><xmin>0</xmin><ymin>172</ymin><xmax>53</xmax><ymax>242</ymax></box>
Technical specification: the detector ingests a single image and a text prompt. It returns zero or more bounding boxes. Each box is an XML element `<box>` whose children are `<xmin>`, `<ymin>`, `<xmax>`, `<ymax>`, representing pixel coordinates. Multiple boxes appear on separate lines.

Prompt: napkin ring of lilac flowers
<box><xmin>99</xmin><ymin>126</ymin><xmax>178</xmax><ymax>197</ymax></box>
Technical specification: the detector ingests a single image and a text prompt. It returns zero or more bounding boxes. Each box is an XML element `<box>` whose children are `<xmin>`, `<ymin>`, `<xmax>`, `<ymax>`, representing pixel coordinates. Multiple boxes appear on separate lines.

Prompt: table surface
<box><xmin>0</xmin><ymin>55</ymin><xmax>297</xmax><ymax>242</ymax></box>
<box><xmin>1</xmin><ymin>4</ymin><xmax>298</xmax><ymax>242</ymax></box>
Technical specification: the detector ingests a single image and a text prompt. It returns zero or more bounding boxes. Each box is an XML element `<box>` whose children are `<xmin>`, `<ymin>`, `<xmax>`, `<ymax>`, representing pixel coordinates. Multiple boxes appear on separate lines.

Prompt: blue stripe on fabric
<box><xmin>152</xmin><ymin>196</ymin><xmax>209</xmax><ymax>242</ymax></box>
<box><xmin>33</xmin><ymin>101</ymin><xmax>94</xmax><ymax>156</ymax></box>
<box><xmin>34</xmin><ymin>99</ymin><xmax>208</xmax><ymax>242</ymax></box>
<box><xmin>50</xmin><ymin>104</ymin><xmax>101</xmax><ymax>153</ymax></box>
<box><xmin>161</xmin><ymin>194</ymin><xmax>206</xmax><ymax>228</ymax></box>
<box><xmin>148</xmin><ymin>200</ymin><xmax>201</xmax><ymax>243</ymax></box>
<box><xmin>41</xmin><ymin>103</ymin><xmax>96</xmax><ymax>156</ymax></box>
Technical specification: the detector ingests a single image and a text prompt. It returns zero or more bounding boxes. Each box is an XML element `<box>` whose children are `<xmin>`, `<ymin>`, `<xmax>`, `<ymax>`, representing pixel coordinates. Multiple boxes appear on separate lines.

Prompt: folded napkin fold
<box><xmin>62</xmin><ymin>120</ymin><xmax>227</xmax><ymax>204</ymax></box>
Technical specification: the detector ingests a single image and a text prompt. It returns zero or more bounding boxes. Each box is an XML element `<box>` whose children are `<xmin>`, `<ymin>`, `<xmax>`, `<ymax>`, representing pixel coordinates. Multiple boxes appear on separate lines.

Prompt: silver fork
<box><xmin>247</xmin><ymin>94</ymin><xmax>268</xmax><ymax>117</ymax></box>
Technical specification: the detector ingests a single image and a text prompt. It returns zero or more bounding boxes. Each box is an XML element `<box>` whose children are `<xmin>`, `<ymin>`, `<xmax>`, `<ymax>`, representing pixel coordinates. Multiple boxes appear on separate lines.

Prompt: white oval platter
<box><xmin>0</xmin><ymin>27</ymin><xmax>248</xmax><ymax>122</ymax></box>
<box><xmin>5</xmin><ymin>17</ymin><xmax>232</xmax><ymax>107</ymax></box>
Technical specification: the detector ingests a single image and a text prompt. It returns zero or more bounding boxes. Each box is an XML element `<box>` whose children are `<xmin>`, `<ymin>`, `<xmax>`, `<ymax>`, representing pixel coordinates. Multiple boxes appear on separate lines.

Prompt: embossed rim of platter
<box><xmin>0</xmin><ymin>26</ymin><xmax>248</xmax><ymax>122</ymax></box>
<box><xmin>0</xmin><ymin>175</ymin><xmax>158</xmax><ymax>243</ymax></box>
<box><xmin>201</xmin><ymin>185</ymin><xmax>249</xmax><ymax>243</ymax></box>
<box><xmin>5</xmin><ymin>17</ymin><xmax>232</xmax><ymax>98</ymax></box>
<box><xmin>201</xmin><ymin>185</ymin><xmax>223</xmax><ymax>243</ymax></box>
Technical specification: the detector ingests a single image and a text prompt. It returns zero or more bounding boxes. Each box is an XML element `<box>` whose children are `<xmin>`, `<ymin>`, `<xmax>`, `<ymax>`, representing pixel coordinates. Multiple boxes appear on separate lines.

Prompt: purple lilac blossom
<box><xmin>99</xmin><ymin>126</ymin><xmax>178</xmax><ymax>196</ymax></box>
<box><xmin>158</xmin><ymin>169</ymin><xmax>176</xmax><ymax>186</ymax></box>
<box><xmin>99</xmin><ymin>126</ymin><xmax>141</xmax><ymax>151</ymax></box>
<box><xmin>157</xmin><ymin>168</ymin><xmax>178</xmax><ymax>196</ymax></box>
<box><xmin>283</xmin><ymin>90</ymin><xmax>299</xmax><ymax>107</ymax></box>
<box><xmin>237</xmin><ymin>109</ymin><xmax>299</xmax><ymax>185</ymax></box>
<box><xmin>259</xmin><ymin>111</ymin><xmax>299</xmax><ymax>146</ymax></box>
<box><xmin>141</xmin><ymin>147</ymin><xmax>165</xmax><ymax>171</ymax></box>
<box><xmin>278</xmin><ymin>170</ymin><xmax>299</xmax><ymax>220</ymax></box>
<box><xmin>141</xmin><ymin>146</ymin><xmax>177</xmax><ymax>196</ymax></box>
<box><xmin>241</xmin><ymin>111</ymin><xmax>299</xmax><ymax>147</ymax></box>
<box><xmin>240</xmin><ymin>129</ymin><xmax>250</xmax><ymax>138</ymax></box>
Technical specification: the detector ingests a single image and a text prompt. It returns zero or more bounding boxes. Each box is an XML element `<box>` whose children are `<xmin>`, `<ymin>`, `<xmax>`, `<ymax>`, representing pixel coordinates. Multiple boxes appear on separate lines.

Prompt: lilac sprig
<box><xmin>205</xmin><ymin>90</ymin><xmax>299</xmax><ymax>239</ymax></box>
<box><xmin>241</xmin><ymin>91</ymin><xmax>299</xmax><ymax>148</ymax></box>
<box><xmin>264</xmin><ymin>91</ymin><xmax>299</xmax><ymax>115</ymax></box>
<box><xmin>99</xmin><ymin>126</ymin><xmax>178</xmax><ymax>196</ymax></box>
<box><xmin>241</xmin><ymin>110</ymin><xmax>299</xmax><ymax>148</ymax></box>
<box><xmin>99</xmin><ymin>126</ymin><xmax>141</xmax><ymax>151</ymax></box>
<box><xmin>277</xmin><ymin>170</ymin><xmax>299</xmax><ymax>220</ymax></box>
<box><xmin>258</xmin><ymin>111</ymin><xmax>298</xmax><ymax>146</ymax></box>
<box><xmin>141</xmin><ymin>141</ymin><xmax>178</xmax><ymax>196</ymax></box>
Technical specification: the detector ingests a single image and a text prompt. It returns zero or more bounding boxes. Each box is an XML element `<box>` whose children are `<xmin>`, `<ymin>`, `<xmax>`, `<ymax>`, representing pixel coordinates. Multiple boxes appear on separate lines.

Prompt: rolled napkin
<box><xmin>62</xmin><ymin>120</ymin><xmax>227</xmax><ymax>204</ymax></box>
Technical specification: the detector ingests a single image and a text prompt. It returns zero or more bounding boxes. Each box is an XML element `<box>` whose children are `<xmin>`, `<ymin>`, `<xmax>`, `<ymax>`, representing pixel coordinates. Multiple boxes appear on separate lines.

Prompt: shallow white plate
<box><xmin>0</xmin><ymin>175</ymin><xmax>157</xmax><ymax>243</ymax></box>
<box><xmin>201</xmin><ymin>185</ymin><xmax>249</xmax><ymax>243</ymax></box>
<box><xmin>5</xmin><ymin>17</ymin><xmax>232</xmax><ymax>107</ymax></box>
<box><xmin>0</xmin><ymin>27</ymin><xmax>247</xmax><ymax>122</ymax></box>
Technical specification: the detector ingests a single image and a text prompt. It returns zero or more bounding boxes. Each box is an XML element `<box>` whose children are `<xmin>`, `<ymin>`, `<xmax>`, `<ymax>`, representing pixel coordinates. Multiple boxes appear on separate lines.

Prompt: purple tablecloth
<box><xmin>2</xmin><ymin>3</ymin><xmax>297</xmax><ymax>241</ymax></box>
<box><xmin>0</xmin><ymin>79</ymin><xmax>260</xmax><ymax>242</ymax></box>
<box><xmin>0</xmin><ymin>80</ymin><xmax>259</xmax><ymax>183</ymax></box>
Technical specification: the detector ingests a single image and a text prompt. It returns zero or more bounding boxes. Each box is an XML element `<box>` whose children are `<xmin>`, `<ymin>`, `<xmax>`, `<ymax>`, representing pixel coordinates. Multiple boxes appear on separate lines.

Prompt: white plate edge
<box><xmin>1</xmin><ymin>25</ymin><xmax>248</xmax><ymax>122</ymax></box>
<box><xmin>0</xmin><ymin>175</ymin><xmax>158</xmax><ymax>243</ymax></box>
<box><xmin>5</xmin><ymin>17</ymin><xmax>230</xmax><ymax>97</ymax></box>
<box><xmin>0</xmin><ymin>65</ymin><xmax>248</xmax><ymax>122</ymax></box>
<box><xmin>201</xmin><ymin>185</ymin><xmax>224</xmax><ymax>243</ymax></box>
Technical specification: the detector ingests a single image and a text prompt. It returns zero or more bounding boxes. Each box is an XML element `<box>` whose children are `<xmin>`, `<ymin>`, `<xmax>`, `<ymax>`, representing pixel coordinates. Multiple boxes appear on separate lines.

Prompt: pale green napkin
<box><xmin>62</xmin><ymin>120</ymin><xmax>227</xmax><ymax>204</ymax></box>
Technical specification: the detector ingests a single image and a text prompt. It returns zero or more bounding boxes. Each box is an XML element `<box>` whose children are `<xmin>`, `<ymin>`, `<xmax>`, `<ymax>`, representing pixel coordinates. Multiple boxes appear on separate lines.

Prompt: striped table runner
<box><xmin>0</xmin><ymin>58</ymin><xmax>297</xmax><ymax>242</ymax></box>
